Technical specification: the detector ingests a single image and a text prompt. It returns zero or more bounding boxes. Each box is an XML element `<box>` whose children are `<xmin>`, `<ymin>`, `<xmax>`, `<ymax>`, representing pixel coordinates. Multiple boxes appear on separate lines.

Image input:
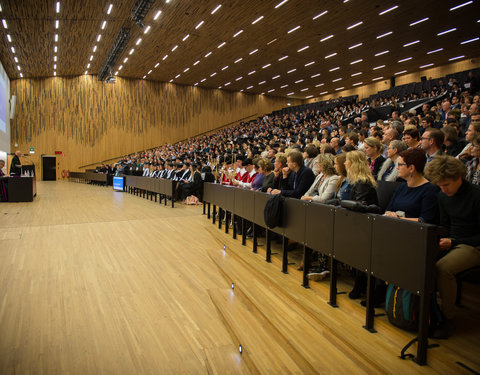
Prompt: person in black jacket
<box><xmin>10</xmin><ymin>150</ymin><xmax>22</xmax><ymax>176</ymax></box>
<box><xmin>269</xmin><ymin>150</ymin><xmax>315</xmax><ymax>199</ymax></box>
<box><xmin>343</xmin><ymin>150</ymin><xmax>378</xmax><ymax>205</ymax></box>
<box><xmin>179</xmin><ymin>164</ymin><xmax>202</xmax><ymax>201</ymax></box>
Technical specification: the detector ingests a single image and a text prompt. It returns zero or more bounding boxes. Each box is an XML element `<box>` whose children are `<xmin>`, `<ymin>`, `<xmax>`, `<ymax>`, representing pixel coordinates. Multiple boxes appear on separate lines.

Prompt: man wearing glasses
<box><xmin>420</xmin><ymin>128</ymin><xmax>444</xmax><ymax>163</ymax></box>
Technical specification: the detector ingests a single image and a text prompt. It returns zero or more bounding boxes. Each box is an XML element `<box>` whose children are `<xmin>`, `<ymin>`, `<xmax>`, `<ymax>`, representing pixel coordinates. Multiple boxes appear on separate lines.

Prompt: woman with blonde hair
<box><xmin>301</xmin><ymin>153</ymin><xmax>339</xmax><ymax>203</ymax></box>
<box><xmin>344</xmin><ymin>151</ymin><xmax>378</xmax><ymax>205</ymax></box>
<box><xmin>363</xmin><ymin>137</ymin><xmax>385</xmax><ymax>179</ymax></box>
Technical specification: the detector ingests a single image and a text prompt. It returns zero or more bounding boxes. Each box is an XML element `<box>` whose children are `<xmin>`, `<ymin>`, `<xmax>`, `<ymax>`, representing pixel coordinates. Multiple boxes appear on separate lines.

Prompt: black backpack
<box><xmin>264</xmin><ymin>195</ymin><xmax>285</xmax><ymax>229</ymax></box>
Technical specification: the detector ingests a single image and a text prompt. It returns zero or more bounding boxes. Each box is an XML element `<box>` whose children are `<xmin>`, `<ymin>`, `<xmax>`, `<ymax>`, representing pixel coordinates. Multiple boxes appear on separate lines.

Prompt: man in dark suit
<box><xmin>270</xmin><ymin>150</ymin><xmax>315</xmax><ymax>199</ymax></box>
<box><xmin>10</xmin><ymin>150</ymin><xmax>22</xmax><ymax>176</ymax></box>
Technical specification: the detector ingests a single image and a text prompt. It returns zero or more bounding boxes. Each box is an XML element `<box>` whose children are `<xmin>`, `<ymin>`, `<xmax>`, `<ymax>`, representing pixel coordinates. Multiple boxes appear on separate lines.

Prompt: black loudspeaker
<box><xmin>421</xmin><ymin>76</ymin><xmax>427</xmax><ymax>82</ymax></box>
<box><xmin>390</xmin><ymin>77</ymin><xmax>395</xmax><ymax>88</ymax></box>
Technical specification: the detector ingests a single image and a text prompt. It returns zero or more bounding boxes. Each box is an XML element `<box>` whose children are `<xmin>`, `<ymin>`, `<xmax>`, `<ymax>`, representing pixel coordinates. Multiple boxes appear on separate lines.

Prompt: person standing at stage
<box><xmin>10</xmin><ymin>150</ymin><xmax>22</xmax><ymax>176</ymax></box>
<box><xmin>0</xmin><ymin>160</ymin><xmax>7</xmax><ymax>201</ymax></box>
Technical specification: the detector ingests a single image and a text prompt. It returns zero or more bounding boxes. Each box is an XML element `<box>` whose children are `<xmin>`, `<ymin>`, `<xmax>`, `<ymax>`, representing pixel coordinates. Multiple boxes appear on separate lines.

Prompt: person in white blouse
<box><xmin>301</xmin><ymin>153</ymin><xmax>339</xmax><ymax>203</ymax></box>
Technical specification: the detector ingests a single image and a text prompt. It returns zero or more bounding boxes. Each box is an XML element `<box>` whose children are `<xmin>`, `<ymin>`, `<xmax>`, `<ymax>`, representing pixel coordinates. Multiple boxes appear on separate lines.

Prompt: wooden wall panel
<box><xmin>307</xmin><ymin>57</ymin><xmax>480</xmax><ymax>104</ymax></box>
<box><xmin>10</xmin><ymin>76</ymin><xmax>299</xmax><ymax>176</ymax></box>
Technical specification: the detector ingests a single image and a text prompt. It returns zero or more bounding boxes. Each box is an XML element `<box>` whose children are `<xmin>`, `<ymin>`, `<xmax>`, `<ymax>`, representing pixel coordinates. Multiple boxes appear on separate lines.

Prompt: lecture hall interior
<box><xmin>1</xmin><ymin>0</ymin><xmax>480</xmax><ymax>373</ymax></box>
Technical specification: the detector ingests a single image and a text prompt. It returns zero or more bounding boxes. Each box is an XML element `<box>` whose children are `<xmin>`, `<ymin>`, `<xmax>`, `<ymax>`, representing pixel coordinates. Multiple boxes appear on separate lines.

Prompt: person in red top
<box><xmin>233</xmin><ymin>158</ymin><xmax>256</xmax><ymax>188</ymax></box>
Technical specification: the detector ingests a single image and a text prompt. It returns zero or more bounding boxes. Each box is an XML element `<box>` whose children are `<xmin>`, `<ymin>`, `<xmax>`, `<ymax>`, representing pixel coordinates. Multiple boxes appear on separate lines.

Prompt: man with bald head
<box><xmin>10</xmin><ymin>150</ymin><xmax>22</xmax><ymax>176</ymax></box>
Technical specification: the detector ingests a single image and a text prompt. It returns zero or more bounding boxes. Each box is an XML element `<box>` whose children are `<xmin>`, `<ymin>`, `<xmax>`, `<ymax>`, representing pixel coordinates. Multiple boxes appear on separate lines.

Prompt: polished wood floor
<box><xmin>0</xmin><ymin>181</ymin><xmax>478</xmax><ymax>374</ymax></box>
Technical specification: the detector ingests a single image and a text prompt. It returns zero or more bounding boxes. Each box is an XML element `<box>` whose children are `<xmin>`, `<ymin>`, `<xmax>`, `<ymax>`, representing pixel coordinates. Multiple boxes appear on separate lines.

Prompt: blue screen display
<box><xmin>113</xmin><ymin>176</ymin><xmax>124</xmax><ymax>191</ymax></box>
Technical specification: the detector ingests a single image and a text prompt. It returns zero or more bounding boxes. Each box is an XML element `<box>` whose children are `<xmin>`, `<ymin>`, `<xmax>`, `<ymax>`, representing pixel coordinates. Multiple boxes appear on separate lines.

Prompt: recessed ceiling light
<box><xmin>351</xmin><ymin>72</ymin><xmax>362</xmax><ymax>76</ymax></box>
<box><xmin>200</xmin><ymin>78</ymin><xmax>206</xmax><ymax>82</ymax></box>
<box><xmin>55</xmin><ymin>34</ymin><xmax>59</xmax><ymax>42</ymax></box>
<box><xmin>315</xmin><ymin>83</ymin><xmax>324</xmax><ymax>87</ymax></box>
<box><xmin>409</xmin><ymin>17</ymin><xmax>428</xmax><ymax>26</ymax></box>
<box><xmin>154</xmin><ymin>10</ymin><xmax>162</xmax><ymax>20</ymax></box>
<box><xmin>252</xmin><ymin>16</ymin><xmax>264</xmax><ymax>24</ymax></box>
<box><xmin>233</xmin><ymin>30</ymin><xmax>243</xmax><ymax>37</ymax></box>
<box><xmin>353</xmin><ymin>82</ymin><xmax>363</xmax><ymax>86</ymax></box>
<box><xmin>347</xmin><ymin>21</ymin><xmax>363</xmax><ymax>30</ymax></box>
<box><xmin>205</xmin><ymin>51</ymin><xmax>212</xmax><ymax>57</ymax></box>
<box><xmin>311</xmin><ymin>73</ymin><xmax>321</xmax><ymax>78</ymax></box>
<box><xmin>262</xmin><ymin>63</ymin><xmax>271</xmax><ymax>69</ymax></box>
<box><xmin>377</xmin><ymin>31</ymin><xmax>393</xmax><ymax>39</ymax></box>
<box><xmin>171</xmin><ymin>45</ymin><xmax>178</xmax><ymax>51</ymax></box>
<box><xmin>143</xmin><ymin>76</ymin><xmax>147</xmax><ymax>79</ymax></box>
<box><xmin>136</xmin><ymin>38</ymin><xmax>142</xmax><ymax>45</ymax></box>
<box><xmin>195</xmin><ymin>21</ymin><xmax>204</xmax><ymax>29</ymax></box>
<box><xmin>14</xmin><ymin>57</ymin><xmax>18</xmax><ymax>63</ymax></box>
<box><xmin>287</xmin><ymin>68</ymin><xmax>296</xmax><ymax>73</ymax></box>
<box><xmin>221</xmin><ymin>65</ymin><xmax>229</xmax><ymax>70</ymax></box>
<box><xmin>372</xmin><ymin>76</ymin><xmax>384</xmax><ymax>81</ymax></box>
<box><xmin>287</xmin><ymin>26</ymin><xmax>301</xmax><ymax>34</ymax></box>
<box><xmin>182</xmin><ymin>34</ymin><xmax>190</xmax><ymax>42</ymax></box>
<box><xmin>101</xmin><ymin>20</ymin><xmax>106</xmax><ymax>29</ymax></box>
<box><xmin>349</xmin><ymin>43</ymin><xmax>363</xmax><ymax>49</ymax></box>
<box><xmin>461</xmin><ymin>37</ymin><xmax>479</xmax><ymax>44</ymax></box>
<box><xmin>129</xmin><ymin>48</ymin><xmax>134</xmax><ymax>55</ymax></box>
<box><xmin>6</xmin><ymin>34</ymin><xmax>11</xmax><ymax>42</ymax></box>
<box><xmin>287</xmin><ymin>92</ymin><xmax>294</xmax><ymax>95</ymax></box>
<box><xmin>20</xmin><ymin>73</ymin><xmax>23</xmax><ymax>77</ymax></box>
<box><xmin>148</xmin><ymin>70</ymin><xmax>152</xmax><ymax>74</ymax></box>
<box><xmin>394</xmin><ymin>70</ymin><xmax>407</xmax><ymax>75</ymax></box>
<box><xmin>305</xmin><ymin>95</ymin><xmax>313</xmax><ymax>99</ymax></box>
<box><xmin>419</xmin><ymin>63</ymin><xmax>434</xmax><ymax>68</ymax></box>
<box><xmin>427</xmin><ymin>48</ymin><xmax>443</xmax><ymax>54</ymax></box>
<box><xmin>107</xmin><ymin>3</ymin><xmax>113</xmax><ymax>14</ymax></box>
<box><xmin>55</xmin><ymin>46</ymin><xmax>58</xmax><ymax>53</ymax></box>
<box><xmin>437</xmin><ymin>28</ymin><xmax>456</xmax><ymax>36</ymax></box>
<box><xmin>373</xmin><ymin>65</ymin><xmax>385</xmax><ymax>70</ymax></box>
<box><xmin>329</xmin><ymin>67</ymin><xmax>340</xmax><ymax>72</ymax></box>
<box><xmin>114</xmin><ymin>71</ymin><xmax>118</xmax><ymax>76</ymax></box>
<box><xmin>320</xmin><ymin>91</ymin><xmax>328</xmax><ymax>95</ymax></box>
<box><xmin>87</xmin><ymin>63</ymin><xmax>91</xmax><ymax>68</ymax></box>
<box><xmin>183</xmin><ymin>68</ymin><xmax>190</xmax><ymax>72</ymax></box>
<box><xmin>56</xmin><ymin>3</ymin><xmax>61</xmax><ymax>15</ymax></box>
<box><xmin>88</xmin><ymin>55</ymin><xmax>92</xmax><ymax>61</ymax></box>
<box><xmin>379</xmin><ymin>5</ymin><xmax>398</xmax><ymax>15</ymax></box>
<box><xmin>297</xmin><ymin>46</ymin><xmax>309</xmax><ymax>52</ymax></box>
<box><xmin>350</xmin><ymin>59</ymin><xmax>363</xmax><ymax>64</ymax></box>
<box><xmin>193</xmin><ymin>60</ymin><xmax>200</xmax><ymax>66</ymax></box>
<box><xmin>281</xmin><ymin>84</ymin><xmax>288</xmax><ymax>88</ymax></box>
<box><xmin>119</xmin><ymin>65</ymin><xmax>123</xmax><ymax>70</ymax></box>
<box><xmin>169</xmin><ymin>79</ymin><xmax>173</xmax><ymax>82</ymax></box>
<box><xmin>398</xmin><ymin>57</ymin><xmax>413</xmax><ymax>62</ymax></box>
<box><xmin>335</xmin><ymin>87</ymin><xmax>345</xmax><ymax>91</ymax></box>
<box><xmin>449</xmin><ymin>55</ymin><xmax>465</xmax><ymax>61</ymax></box>
<box><xmin>211</xmin><ymin>4</ymin><xmax>222</xmax><ymax>14</ymax></box>
<box><xmin>275</xmin><ymin>0</ymin><xmax>289</xmax><ymax>8</ymax></box>
<box><xmin>194</xmin><ymin>83</ymin><xmax>198</xmax><ymax>86</ymax></box>
<box><xmin>210</xmin><ymin>72</ymin><xmax>217</xmax><ymax>77</ymax></box>
<box><xmin>247</xmin><ymin>86</ymin><xmax>253</xmax><ymax>89</ymax></box>
<box><xmin>267</xmin><ymin>38</ymin><xmax>277</xmax><ymax>45</ymax></box>
<box><xmin>325</xmin><ymin>52</ymin><xmax>337</xmax><ymax>59</ymax></box>
<box><xmin>217</xmin><ymin>42</ymin><xmax>226</xmax><ymax>48</ymax></box>
<box><xmin>154</xmin><ymin>62</ymin><xmax>159</xmax><ymax>68</ymax></box>
<box><xmin>268</xmin><ymin>88</ymin><xmax>275</xmax><ymax>93</ymax></box>
<box><xmin>450</xmin><ymin>1</ymin><xmax>473</xmax><ymax>11</ymax></box>
<box><xmin>375</xmin><ymin>50</ymin><xmax>389</xmax><ymax>56</ymax></box>
<box><xmin>234</xmin><ymin>58</ymin><xmax>243</xmax><ymax>63</ymax></box>
<box><xmin>305</xmin><ymin>61</ymin><xmax>315</xmax><ymax>67</ymax></box>
<box><xmin>320</xmin><ymin>34</ymin><xmax>334</xmax><ymax>42</ymax></box>
<box><xmin>224</xmin><ymin>82</ymin><xmax>231</xmax><ymax>86</ymax></box>
<box><xmin>249</xmin><ymin>49</ymin><xmax>258</xmax><ymax>55</ymax></box>
<box><xmin>403</xmin><ymin>40</ymin><xmax>420</xmax><ymax>47</ymax></box>
<box><xmin>54</xmin><ymin>71</ymin><xmax>56</xmax><ymax>76</ymax></box>
<box><xmin>144</xmin><ymin>25</ymin><xmax>151</xmax><ymax>34</ymax></box>
<box><xmin>248</xmin><ymin>70</ymin><xmax>256</xmax><ymax>75</ymax></box>
<box><xmin>300</xmin><ymin>88</ymin><xmax>309</xmax><ymax>92</ymax></box>
<box><xmin>16</xmin><ymin>65</ymin><xmax>21</xmax><ymax>71</ymax></box>
<box><xmin>332</xmin><ymin>78</ymin><xmax>342</xmax><ymax>82</ymax></box>
<box><xmin>2</xmin><ymin>19</ymin><xmax>8</xmax><ymax>29</ymax></box>
<box><xmin>272</xmin><ymin>75</ymin><xmax>281</xmax><ymax>79</ymax></box>
<box><xmin>55</xmin><ymin>20</ymin><xmax>59</xmax><ymax>29</ymax></box>
<box><xmin>96</xmin><ymin>34</ymin><xmax>101</xmax><ymax>42</ymax></box>
<box><xmin>278</xmin><ymin>55</ymin><xmax>288</xmax><ymax>61</ymax></box>
<box><xmin>10</xmin><ymin>46</ymin><xmax>15</xmax><ymax>53</ymax></box>
<box><xmin>258</xmin><ymin>80</ymin><xmax>266</xmax><ymax>84</ymax></box>
<box><xmin>313</xmin><ymin>11</ymin><xmax>328</xmax><ymax>20</ymax></box>
<box><xmin>175</xmin><ymin>74</ymin><xmax>181</xmax><ymax>78</ymax></box>
<box><xmin>295</xmin><ymin>79</ymin><xmax>304</xmax><ymax>83</ymax></box>
<box><xmin>162</xmin><ymin>55</ymin><xmax>168</xmax><ymax>60</ymax></box>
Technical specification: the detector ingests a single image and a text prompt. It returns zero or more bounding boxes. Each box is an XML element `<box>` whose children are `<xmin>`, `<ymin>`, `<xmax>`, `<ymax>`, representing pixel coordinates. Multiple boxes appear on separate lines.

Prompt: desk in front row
<box><xmin>1</xmin><ymin>176</ymin><xmax>37</xmax><ymax>202</ymax></box>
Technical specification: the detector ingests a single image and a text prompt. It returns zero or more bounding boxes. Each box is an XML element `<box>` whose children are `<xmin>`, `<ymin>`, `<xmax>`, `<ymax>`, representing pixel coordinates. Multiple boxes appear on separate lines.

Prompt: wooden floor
<box><xmin>0</xmin><ymin>181</ymin><xmax>479</xmax><ymax>374</ymax></box>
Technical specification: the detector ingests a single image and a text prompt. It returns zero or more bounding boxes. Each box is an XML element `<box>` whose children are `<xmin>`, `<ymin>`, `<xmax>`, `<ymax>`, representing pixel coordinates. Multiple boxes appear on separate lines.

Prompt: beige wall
<box><xmin>307</xmin><ymin>57</ymin><xmax>480</xmax><ymax>103</ymax></box>
<box><xmin>10</xmin><ymin>76</ymin><xmax>300</xmax><ymax>176</ymax></box>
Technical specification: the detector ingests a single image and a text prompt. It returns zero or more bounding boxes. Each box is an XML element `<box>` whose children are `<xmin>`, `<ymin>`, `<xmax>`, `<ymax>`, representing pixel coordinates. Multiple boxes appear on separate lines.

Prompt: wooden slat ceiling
<box><xmin>0</xmin><ymin>0</ymin><xmax>479</xmax><ymax>99</ymax></box>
